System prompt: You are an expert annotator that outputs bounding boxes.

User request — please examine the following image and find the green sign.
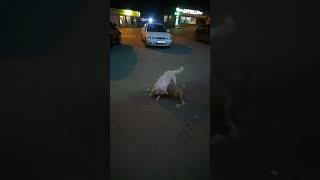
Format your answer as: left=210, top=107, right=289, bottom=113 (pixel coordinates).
left=175, top=7, right=203, bottom=15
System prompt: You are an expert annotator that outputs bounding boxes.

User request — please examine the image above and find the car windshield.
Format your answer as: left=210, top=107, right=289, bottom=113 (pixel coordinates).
left=147, top=24, right=166, bottom=32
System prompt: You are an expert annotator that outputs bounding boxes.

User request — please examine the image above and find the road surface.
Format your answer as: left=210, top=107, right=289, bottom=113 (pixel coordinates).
left=110, top=26, right=211, bottom=180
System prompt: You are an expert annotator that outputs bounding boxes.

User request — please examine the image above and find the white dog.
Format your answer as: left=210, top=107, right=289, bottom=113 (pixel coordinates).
left=148, top=66, right=184, bottom=101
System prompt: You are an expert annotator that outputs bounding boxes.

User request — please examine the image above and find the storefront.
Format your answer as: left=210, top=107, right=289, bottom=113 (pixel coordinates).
left=110, top=8, right=141, bottom=27
left=163, top=7, right=209, bottom=28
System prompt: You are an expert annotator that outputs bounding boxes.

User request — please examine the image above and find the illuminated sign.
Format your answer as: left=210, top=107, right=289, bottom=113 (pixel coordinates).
left=175, top=7, right=203, bottom=15
left=118, top=9, right=140, bottom=17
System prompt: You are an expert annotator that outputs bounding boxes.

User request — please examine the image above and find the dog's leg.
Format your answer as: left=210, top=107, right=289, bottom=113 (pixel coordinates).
left=149, top=87, right=156, bottom=97
left=179, top=89, right=185, bottom=105
left=172, top=75, right=177, bottom=85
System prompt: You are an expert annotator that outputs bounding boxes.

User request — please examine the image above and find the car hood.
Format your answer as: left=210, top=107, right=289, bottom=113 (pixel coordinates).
left=146, top=32, right=171, bottom=37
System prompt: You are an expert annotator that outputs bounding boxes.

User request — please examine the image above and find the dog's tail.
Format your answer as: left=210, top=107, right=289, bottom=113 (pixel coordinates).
left=172, top=66, right=184, bottom=74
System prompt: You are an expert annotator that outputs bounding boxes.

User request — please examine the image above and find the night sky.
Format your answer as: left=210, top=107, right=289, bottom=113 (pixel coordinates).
left=110, top=0, right=210, bottom=15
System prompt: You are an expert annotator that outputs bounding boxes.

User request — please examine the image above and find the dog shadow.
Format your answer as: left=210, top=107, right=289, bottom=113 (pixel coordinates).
left=110, top=44, right=138, bottom=80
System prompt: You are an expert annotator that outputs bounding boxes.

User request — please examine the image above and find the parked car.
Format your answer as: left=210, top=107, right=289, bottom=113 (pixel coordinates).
left=109, top=21, right=121, bottom=47
left=141, top=23, right=172, bottom=47
left=195, top=24, right=210, bottom=43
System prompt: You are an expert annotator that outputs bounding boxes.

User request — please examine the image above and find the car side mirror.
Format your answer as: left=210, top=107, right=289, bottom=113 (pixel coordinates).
left=167, top=29, right=170, bottom=32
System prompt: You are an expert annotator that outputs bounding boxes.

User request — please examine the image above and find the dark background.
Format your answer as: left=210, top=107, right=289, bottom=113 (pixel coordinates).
left=111, top=0, right=210, bottom=17
left=111, top=0, right=210, bottom=11
left=213, top=0, right=320, bottom=179
left=0, top=0, right=108, bottom=179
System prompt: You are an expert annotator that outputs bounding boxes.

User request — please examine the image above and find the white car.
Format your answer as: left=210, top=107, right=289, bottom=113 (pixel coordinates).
left=141, top=23, right=172, bottom=47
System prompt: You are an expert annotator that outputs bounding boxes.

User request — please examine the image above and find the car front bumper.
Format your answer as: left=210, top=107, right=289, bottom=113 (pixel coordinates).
left=146, top=39, right=172, bottom=46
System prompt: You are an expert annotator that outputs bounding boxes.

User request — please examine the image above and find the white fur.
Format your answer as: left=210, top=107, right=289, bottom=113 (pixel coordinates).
left=151, top=67, right=184, bottom=95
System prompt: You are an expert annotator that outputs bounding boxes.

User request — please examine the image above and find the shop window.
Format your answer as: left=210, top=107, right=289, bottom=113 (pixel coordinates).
left=119, top=16, right=125, bottom=25
left=180, top=16, right=186, bottom=24
left=185, top=17, right=192, bottom=24
left=191, top=17, right=197, bottom=24
left=164, top=15, right=168, bottom=22
left=126, top=16, right=131, bottom=25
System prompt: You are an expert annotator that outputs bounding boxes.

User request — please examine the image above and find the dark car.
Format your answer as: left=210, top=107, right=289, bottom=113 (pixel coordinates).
left=109, top=21, right=121, bottom=47
left=195, top=24, right=210, bottom=43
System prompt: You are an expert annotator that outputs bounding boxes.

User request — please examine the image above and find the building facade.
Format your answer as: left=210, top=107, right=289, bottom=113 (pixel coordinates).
left=162, top=7, right=210, bottom=28
left=110, top=8, right=141, bottom=27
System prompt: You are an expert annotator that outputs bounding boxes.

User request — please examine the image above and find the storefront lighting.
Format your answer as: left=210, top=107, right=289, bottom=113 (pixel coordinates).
left=118, top=9, right=140, bottom=17
left=124, top=10, right=133, bottom=16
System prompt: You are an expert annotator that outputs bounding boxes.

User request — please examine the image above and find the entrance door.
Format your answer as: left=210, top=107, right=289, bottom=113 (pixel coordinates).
left=119, top=16, right=125, bottom=26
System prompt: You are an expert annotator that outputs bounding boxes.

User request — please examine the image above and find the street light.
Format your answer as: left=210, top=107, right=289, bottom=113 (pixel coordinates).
left=148, top=18, right=153, bottom=23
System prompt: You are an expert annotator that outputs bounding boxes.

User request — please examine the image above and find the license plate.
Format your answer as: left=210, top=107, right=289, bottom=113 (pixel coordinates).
left=157, top=41, right=165, bottom=44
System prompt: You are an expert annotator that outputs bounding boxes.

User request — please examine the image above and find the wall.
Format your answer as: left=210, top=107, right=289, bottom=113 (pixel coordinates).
left=110, top=8, right=120, bottom=26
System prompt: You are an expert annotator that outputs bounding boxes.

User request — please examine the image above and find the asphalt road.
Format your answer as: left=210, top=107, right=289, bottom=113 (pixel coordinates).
left=110, top=26, right=211, bottom=180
